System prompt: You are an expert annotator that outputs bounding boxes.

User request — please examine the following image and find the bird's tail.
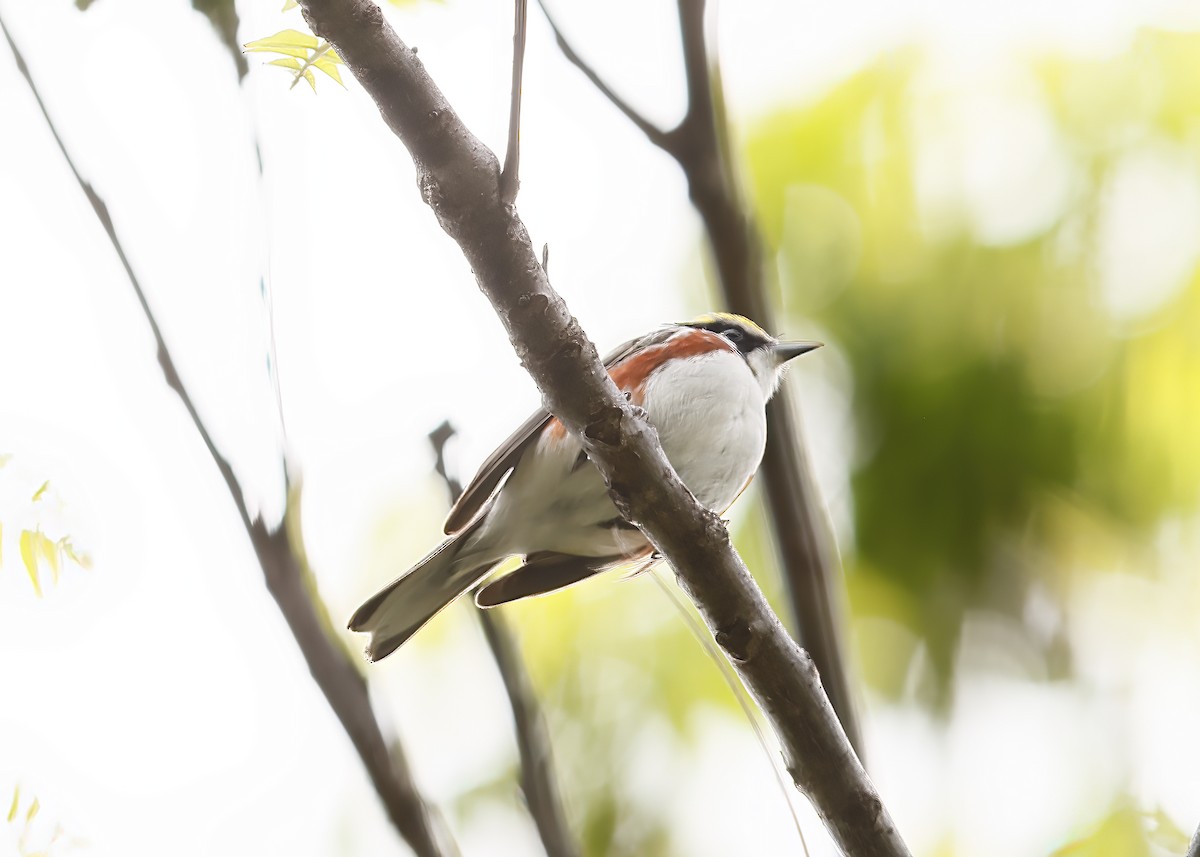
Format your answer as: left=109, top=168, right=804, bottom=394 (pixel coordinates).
left=347, top=530, right=494, bottom=662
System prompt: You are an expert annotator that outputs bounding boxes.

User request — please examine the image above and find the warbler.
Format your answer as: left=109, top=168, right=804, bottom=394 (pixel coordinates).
left=349, top=313, right=820, bottom=661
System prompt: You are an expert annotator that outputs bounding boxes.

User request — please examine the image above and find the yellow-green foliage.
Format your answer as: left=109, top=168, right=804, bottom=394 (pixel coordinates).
left=742, top=31, right=1200, bottom=704
left=244, top=29, right=344, bottom=92
left=5, top=785, right=75, bottom=857
left=254, top=0, right=440, bottom=91
left=0, top=460, right=92, bottom=597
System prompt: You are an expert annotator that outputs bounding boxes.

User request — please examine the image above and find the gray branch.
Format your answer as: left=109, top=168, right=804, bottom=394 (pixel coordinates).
left=537, top=0, right=864, bottom=761
left=1188, top=820, right=1200, bottom=857
left=0, top=15, right=446, bottom=857
left=533, top=0, right=674, bottom=151
left=499, top=0, right=528, bottom=203
left=295, top=1, right=907, bottom=853
left=428, top=423, right=579, bottom=857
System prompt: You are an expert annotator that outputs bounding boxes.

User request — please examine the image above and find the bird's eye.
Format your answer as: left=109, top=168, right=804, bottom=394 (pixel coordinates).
left=722, top=327, right=744, bottom=343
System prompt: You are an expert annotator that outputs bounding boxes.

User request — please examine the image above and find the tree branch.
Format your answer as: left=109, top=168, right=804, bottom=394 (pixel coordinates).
left=1188, top=820, right=1200, bottom=857
left=499, top=0, right=528, bottom=203
left=540, top=0, right=864, bottom=760
left=675, top=0, right=864, bottom=759
left=295, top=1, right=906, bottom=852
left=0, top=16, right=447, bottom=857
left=428, top=423, right=579, bottom=857
left=477, top=610, right=578, bottom=857
left=532, top=0, right=674, bottom=152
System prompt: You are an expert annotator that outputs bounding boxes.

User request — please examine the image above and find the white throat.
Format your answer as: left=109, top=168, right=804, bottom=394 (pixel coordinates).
left=747, top=347, right=785, bottom=402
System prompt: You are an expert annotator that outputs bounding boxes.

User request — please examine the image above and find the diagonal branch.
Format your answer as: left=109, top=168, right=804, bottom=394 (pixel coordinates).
left=0, top=16, right=447, bottom=857
left=295, top=1, right=906, bottom=853
left=540, top=0, right=864, bottom=760
left=428, top=423, right=579, bottom=857
left=1, top=15, right=253, bottom=539
left=1189, top=820, right=1200, bottom=857
left=533, top=0, right=674, bottom=152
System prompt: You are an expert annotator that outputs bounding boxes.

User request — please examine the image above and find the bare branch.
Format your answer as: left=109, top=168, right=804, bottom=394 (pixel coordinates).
left=1188, top=820, right=1200, bottom=857
left=296, top=1, right=907, bottom=852
left=428, top=423, right=579, bottom=857
left=669, top=0, right=864, bottom=759
left=0, top=15, right=254, bottom=538
left=540, top=0, right=863, bottom=758
left=477, top=610, right=578, bottom=857
left=0, top=16, right=447, bottom=857
left=259, top=502, right=447, bottom=856
left=533, top=0, right=674, bottom=152
left=499, top=0, right=528, bottom=203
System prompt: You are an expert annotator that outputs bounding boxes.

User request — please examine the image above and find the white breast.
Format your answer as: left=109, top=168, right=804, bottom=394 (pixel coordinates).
left=641, top=349, right=768, bottom=512
left=465, top=348, right=768, bottom=564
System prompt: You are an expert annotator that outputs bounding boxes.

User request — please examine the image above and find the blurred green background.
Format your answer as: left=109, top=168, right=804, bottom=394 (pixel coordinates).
left=5, top=3, right=1197, bottom=855
left=406, top=28, right=1200, bottom=857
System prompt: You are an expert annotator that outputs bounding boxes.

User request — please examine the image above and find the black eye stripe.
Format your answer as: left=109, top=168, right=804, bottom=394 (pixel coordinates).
left=691, top=320, right=768, bottom=355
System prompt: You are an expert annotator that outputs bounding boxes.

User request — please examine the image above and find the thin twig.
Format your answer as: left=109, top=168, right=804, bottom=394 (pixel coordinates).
left=297, top=1, right=908, bottom=851
left=476, top=611, right=578, bottom=857
left=0, top=15, right=253, bottom=538
left=533, top=0, right=674, bottom=152
left=1188, top=820, right=1200, bottom=857
left=0, top=16, right=447, bottom=857
left=428, top=422, right=580, bottom=857
left=649, top=568, right=809, bottom=855
left=499, top=0, right=528, bottom=203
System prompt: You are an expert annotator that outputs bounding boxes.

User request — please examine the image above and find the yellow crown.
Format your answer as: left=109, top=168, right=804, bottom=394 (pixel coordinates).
left=685, top=312, right=769, bottom=338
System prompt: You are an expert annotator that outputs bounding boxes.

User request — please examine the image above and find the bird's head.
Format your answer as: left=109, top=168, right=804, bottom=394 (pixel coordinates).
left=681, top=312, right=821, bottom=399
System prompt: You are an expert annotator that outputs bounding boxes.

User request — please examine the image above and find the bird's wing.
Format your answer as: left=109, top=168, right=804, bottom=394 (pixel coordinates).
left=473, top=551, right=613, bottom=606
left=442, top=327, right=676, bottom=534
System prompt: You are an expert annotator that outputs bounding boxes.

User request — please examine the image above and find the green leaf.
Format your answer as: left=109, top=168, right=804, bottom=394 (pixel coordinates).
left=19, top=530, right=42, bottom=597
left=6, top=786, right=17, bottom=823
left=281, top=0, right=298, bottom=8
left=37, top=532, right=60, bottom=585
left=312, top=57, right=344, bottom=86
left=25, top=796, right=38, bottom=823
left=248, top=44, right=311, bottom=60
left=244, top=28, right=319, bottom=52
left=31, top=480, right=49, bottom=502
left=302, top=68, right=316, bottom=92
left=1050, top=806, right=1152, bottom=856
left=1143, top=807, right=1191, bottom=852
left=268, top=57, right=302, bottom=70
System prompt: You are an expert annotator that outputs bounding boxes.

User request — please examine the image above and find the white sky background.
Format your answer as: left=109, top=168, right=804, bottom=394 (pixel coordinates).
left=1, top=0, right=1199, bottom=856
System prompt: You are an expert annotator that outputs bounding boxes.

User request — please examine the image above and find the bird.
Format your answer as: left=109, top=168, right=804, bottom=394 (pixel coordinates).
left=348, top=313, right=821, bottom=661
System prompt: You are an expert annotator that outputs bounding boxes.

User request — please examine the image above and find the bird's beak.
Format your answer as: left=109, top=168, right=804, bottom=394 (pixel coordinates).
left=772, top=341, right=822, bottom=364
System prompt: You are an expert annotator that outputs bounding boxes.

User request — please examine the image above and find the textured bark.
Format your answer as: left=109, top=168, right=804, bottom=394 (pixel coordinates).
left=296, top=1, right=908, bottom=853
